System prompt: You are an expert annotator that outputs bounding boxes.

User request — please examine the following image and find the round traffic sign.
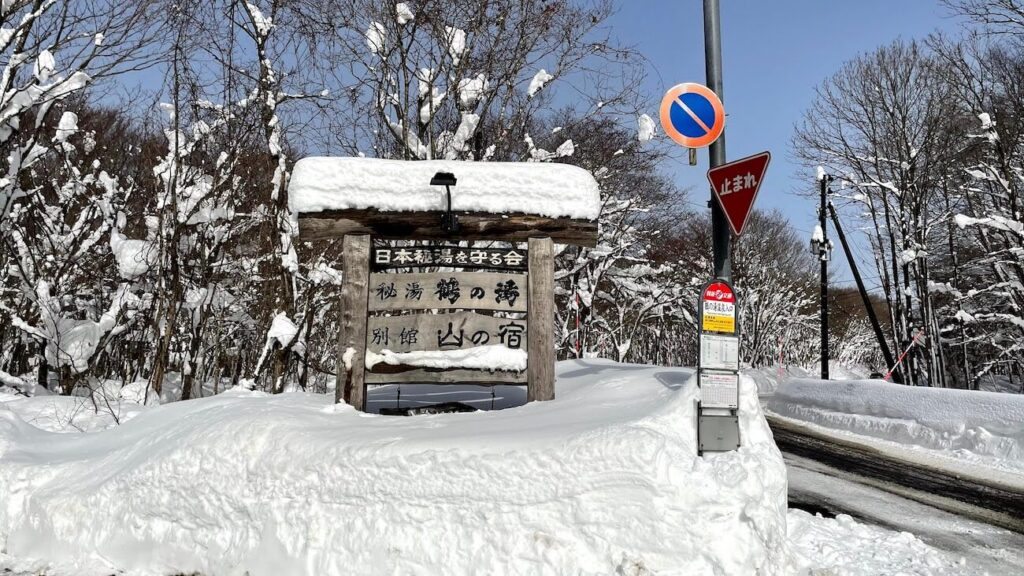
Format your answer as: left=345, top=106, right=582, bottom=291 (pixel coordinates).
left=659, top=83, right=725, bottom=148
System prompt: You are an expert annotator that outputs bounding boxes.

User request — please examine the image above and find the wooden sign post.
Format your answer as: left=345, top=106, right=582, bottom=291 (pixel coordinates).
left=293, top=162, right=597, bottom=411
left=331, top=235, right=555, bottom=410
left=527, top=237, right=554, bottom=401
left=338, top=234, right=370, bottom=408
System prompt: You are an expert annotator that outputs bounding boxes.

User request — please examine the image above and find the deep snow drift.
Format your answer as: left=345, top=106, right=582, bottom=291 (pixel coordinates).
left=766, top=377, right=1024, bottom=478
left=0, top=360, right=787, bottom=576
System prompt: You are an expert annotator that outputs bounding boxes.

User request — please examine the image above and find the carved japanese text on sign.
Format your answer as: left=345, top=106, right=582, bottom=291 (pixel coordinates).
left=368, top=272, right=527, bottom=312
left=372, top=247, right=527, bottom=271
left=701, top=281, right=736, bottom=334
left=366, top=312, right=528, bottom=354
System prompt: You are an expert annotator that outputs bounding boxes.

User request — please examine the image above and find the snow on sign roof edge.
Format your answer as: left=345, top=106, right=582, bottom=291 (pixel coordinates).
left=288, top=157, right=601, bottom=221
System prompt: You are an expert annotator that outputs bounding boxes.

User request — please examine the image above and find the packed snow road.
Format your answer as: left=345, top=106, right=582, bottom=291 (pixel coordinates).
left=768, top=414, right=1024, bottom=533
left=772, top=413, right=1024, bottom=574
left=785, top=452, right=1024, bottom=576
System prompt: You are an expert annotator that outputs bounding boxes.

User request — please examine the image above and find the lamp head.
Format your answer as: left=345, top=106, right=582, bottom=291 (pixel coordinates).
left=430, top=172, right=457, bottom=187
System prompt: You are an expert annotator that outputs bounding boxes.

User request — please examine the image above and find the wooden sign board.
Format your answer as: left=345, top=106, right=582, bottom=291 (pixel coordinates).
left=368, top=272, right=527, bottom=312
left=367, top=311, right=527, bottom=354
left=289, top=156, right=601, bottom=411
left=331, top=232, right=555, bottom=411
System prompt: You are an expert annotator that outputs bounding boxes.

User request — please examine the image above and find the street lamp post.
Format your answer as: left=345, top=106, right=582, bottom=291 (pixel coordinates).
left=430, top=171, right=459, bottom=234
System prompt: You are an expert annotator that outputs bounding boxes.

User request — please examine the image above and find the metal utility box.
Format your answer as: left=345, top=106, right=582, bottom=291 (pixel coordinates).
left=698, top=413, right=740, bottom=452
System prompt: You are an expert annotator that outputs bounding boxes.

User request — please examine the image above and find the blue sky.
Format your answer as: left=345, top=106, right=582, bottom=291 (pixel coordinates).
left=607, top=1, right=962, bottom=286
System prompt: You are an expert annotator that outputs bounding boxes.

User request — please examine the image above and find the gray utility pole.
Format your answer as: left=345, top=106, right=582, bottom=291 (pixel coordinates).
left=827, top=202, right=901, bottom=382
left=703, top=0, right=731, bottom=281
left=818, top=176, right=830, bottom=380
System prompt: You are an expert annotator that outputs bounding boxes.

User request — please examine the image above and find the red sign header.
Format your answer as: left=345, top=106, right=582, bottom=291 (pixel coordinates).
left=703, top=282, right=735, bottom=303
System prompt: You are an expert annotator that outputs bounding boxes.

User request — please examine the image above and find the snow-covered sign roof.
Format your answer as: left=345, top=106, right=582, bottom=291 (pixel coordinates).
left=288, top=157, right=601, bottom=221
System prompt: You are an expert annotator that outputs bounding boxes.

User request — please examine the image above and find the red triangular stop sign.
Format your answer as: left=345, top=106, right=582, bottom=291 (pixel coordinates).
left=707, top=151, right=771, bottom=236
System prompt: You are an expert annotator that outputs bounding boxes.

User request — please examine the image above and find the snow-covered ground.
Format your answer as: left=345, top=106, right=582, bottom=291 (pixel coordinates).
left=787, top=510, right=980, bottom=575
left=754, top=368, right=1024, bottom=575
left=762, top=375, right=1024, bottom=481
left=0, top=360, right=789, bottom=576
left=1, top=361, right=1013, bottom=576
left=745, top=363, right=870, bottom=397
left=0, top=509, right=984, bottom=576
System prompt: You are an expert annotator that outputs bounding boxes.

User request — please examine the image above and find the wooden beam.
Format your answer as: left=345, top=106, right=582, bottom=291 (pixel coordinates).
left=527, top=237, right=555, bottom=401
left=298, top=209, right=598, bottom=247
left=366, top=366, right=526, bottom=385
left=338, top=234, right=370, bottom=409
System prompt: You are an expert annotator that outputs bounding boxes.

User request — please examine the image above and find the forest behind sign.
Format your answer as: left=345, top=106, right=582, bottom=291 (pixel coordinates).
left=707, top=151, right=770, bottom=236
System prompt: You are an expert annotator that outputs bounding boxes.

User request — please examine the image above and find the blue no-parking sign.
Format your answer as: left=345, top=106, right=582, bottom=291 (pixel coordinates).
left=659, top=83, right=725, bottom=148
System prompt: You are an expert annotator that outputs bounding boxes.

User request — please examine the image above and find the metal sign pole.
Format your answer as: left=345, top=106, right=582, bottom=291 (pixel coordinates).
left=698, top=0, right=741, bottom=453
left=819, top=176, right=830, bottom=380
left=704, top=0, right=731, bottom=282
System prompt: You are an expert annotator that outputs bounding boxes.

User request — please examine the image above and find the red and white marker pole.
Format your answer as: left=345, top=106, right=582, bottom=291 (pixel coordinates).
left=884, top=328, right=925, bottom=382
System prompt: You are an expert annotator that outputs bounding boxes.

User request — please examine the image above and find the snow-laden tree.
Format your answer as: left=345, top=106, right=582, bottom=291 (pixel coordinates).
left=127, top=0, right=340, bottom=397
left=795, top=8, right=1024, bottom=388
left=833, top=318, right=886, bottom=371
left=5, top=110, right=139, bottom=394
left=732, top=211, right=820, bottom=369
left=794, top=41, right=964, bottom=386
left=0, top=1, right=161, bottom=394
left=0, top=0, right=906, bottom=404
left=535, top=118, right=684, bottom=364
left=660, top=209, right=821, bottom=370
left=324, top=0, right=646, bottom=162
left=929, top=27, right=1024, bottom=387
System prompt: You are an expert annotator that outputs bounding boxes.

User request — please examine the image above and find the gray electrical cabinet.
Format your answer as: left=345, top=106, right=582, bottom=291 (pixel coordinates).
left=698, top=413, right=740, bottom=452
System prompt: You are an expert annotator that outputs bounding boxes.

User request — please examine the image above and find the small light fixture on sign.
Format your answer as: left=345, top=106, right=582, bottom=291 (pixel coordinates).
left=431, top=171, right=459, bottom=233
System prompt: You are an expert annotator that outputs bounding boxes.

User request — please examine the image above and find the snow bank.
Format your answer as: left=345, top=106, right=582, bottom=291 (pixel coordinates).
left=767, top=378, right=1024, bottom=472
left=787, top=511, right=969, bottom=575
left=0, top=360, right=787, bottom=575
left=744, top=364, right=868, bottom=396
left=288, top=157, right=601, bottom=220
left=0, top=389, right=148, bottom=433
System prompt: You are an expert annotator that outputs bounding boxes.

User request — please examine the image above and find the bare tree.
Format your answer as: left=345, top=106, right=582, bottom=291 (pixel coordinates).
left=794, top=41, right=963, bottom=386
